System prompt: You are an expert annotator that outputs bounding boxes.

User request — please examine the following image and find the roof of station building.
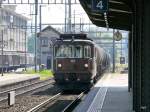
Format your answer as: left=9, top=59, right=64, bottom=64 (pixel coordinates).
left=79, top=0, right=133, bottom=31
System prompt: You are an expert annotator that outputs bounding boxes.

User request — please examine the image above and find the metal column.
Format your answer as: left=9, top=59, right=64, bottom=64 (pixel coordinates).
left=64, top=0, right=67, bottom=33
left=68, top=0, right=71, bottom=33
left=34, top=0, right=38, bottom=72
left=112, top=29, right=115, bottom=73
left=25, top=28, right=27, bottom=71
left=133, top=0, right=142, bottom=111
left=1, top=30, right=3, bottom=76
left=128, top=30, right=132, bottom=92
left=73, top=10, right=75, bottom=33
left=39, top=5, right=42, bottom=70
left=140, top=0, right=150, bottom=111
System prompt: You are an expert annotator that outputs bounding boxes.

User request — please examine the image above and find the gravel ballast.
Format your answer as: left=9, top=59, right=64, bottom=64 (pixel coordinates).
left=0, top=85, right=61, bottom=112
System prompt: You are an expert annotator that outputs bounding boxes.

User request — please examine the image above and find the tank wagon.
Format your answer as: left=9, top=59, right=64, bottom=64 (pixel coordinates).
left=53, top=34, right=110, bottom=89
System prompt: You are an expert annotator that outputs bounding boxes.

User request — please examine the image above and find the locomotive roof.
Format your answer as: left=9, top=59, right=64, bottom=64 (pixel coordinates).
left=55, top=38, right=95, bottom=44
left=60, top=34, right=87, bottom=39
left=59, top=34, right=93, bottom=41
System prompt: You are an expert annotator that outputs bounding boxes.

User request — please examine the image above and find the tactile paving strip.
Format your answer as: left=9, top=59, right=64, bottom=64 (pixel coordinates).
left=87, top=87, right=107, bottom=112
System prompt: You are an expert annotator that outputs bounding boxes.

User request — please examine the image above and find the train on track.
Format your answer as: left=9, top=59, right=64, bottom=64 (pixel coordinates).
left=53, top=34, right=110, bottom=90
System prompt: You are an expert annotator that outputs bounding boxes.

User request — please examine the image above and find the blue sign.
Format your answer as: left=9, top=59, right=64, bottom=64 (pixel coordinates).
left=92, top=0, right=108, bottom=12
left=120, top=57, right=125, bottom=64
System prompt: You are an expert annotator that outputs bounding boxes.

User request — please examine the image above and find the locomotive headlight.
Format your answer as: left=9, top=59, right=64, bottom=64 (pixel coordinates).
left=84, top=64, right=88, bottom=68
left=58, top=64, right=62, bottom=67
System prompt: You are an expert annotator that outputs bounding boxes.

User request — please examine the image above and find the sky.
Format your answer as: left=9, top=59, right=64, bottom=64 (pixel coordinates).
left=14, top=2, right=101, bottom=33
left=14, top=1, right=128, bottom=34
left=14, top=1, right=129, bottom=58
left=15, top=3, right=90, bottom=24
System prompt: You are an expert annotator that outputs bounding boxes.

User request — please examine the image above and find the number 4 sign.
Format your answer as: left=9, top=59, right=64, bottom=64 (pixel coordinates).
left=92, top=0, right=109, bottom=13
left=96, top=0, right=103, bottom=9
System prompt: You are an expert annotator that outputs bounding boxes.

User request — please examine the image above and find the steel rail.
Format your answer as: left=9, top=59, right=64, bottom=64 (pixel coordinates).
left=27, top=92, right=61, bottom=112
left=62, top=91, right=85, bottom=112
left=0, top=78, right=54, bottom=102
left=0, top=78, right=53, bottom=94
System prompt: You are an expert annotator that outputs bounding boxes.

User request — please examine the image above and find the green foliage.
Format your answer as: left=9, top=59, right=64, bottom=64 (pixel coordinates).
left=24, top=69, right=53, bottom=80
left=25, top=69, right=36, bottom=74
left=39, top=70, right=54, bottom=80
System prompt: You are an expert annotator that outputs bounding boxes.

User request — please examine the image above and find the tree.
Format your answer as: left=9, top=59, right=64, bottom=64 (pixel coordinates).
left=27, top=34, right=35, bottom=53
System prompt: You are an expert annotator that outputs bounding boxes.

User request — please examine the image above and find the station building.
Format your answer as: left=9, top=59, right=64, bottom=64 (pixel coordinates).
left=0, top=5, right=33, bottom=71
left=37, top=26, right=61, bottom=69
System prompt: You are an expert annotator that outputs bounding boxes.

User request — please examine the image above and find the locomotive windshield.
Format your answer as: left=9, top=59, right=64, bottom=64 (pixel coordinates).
left=54, top=45, right=91, bottom=58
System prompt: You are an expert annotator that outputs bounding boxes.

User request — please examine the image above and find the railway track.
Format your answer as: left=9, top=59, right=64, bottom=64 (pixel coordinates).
left=27, top=91, right=85, bottom=112
left=0, top=78, right=54, bottom=102
left=62, top=92, right=84, bottom=112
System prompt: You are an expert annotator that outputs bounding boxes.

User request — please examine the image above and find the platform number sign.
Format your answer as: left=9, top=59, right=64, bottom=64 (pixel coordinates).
left=92, top=0, right=108, bottom=12
left=120, top=57, right=125, bottom=64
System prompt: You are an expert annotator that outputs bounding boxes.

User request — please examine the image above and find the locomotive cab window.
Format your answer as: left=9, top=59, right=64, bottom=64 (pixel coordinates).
left=54, top=44, right=83, bottom=58
left=74, top=45, right=83, bottom=58
left=84, top=45, right=91, bottom=58
left=54, top=45, right=73, bottom=58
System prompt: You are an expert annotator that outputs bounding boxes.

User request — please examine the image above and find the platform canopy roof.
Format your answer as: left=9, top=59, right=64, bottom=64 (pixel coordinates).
left=79, top=0, right=133, bottom=31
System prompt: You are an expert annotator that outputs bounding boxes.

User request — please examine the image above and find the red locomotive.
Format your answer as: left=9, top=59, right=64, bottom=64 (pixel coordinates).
left=53, top=34, right=110, bottom=90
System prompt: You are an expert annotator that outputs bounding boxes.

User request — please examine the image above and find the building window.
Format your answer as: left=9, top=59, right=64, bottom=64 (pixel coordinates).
left=41, top=37, right=48, bottom=47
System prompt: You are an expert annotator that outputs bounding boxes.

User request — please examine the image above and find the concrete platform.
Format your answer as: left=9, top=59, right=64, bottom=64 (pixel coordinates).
left=74, top=73, right=132, bottom=112
left=0, top=74, right=40, bottom=92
